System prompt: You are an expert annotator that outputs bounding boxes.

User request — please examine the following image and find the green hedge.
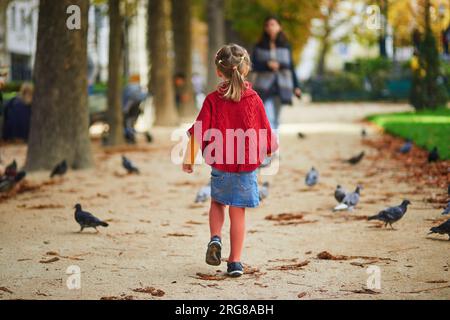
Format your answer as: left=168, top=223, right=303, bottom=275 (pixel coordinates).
left=367, top=108, right=450, bottom=160
left=308, top=57, right=414, bottom=102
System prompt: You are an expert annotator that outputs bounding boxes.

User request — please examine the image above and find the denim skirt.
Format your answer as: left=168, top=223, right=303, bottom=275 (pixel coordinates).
left=210, top=167, right=260, bottom=208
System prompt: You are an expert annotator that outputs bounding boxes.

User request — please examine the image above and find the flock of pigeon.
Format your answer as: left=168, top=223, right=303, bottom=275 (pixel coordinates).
left=193, top=130, right=450, bottom=240
left=303, top=131, right=450, bottom=239
left=1, top=155, right=141, bottom=233
left=1, top=132, right=449, bottom=240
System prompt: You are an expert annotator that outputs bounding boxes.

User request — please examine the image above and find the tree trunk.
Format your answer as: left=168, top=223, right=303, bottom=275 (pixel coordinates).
left=378, top=0, right=388, bottom=57
left=106, top=0, right=125, bottom=146
left=171, top=0, right=196, bottom=118
left=206, top=0, right=225, bottom=93
left=26, top=0, right=92, bottom=171
left=0, top=0, right=12, bottom=72
left=123, top=17, right=130, bottom=81
left=148, top=0, right=178, bottom=126
left=424, top=0, right=431, bottom=31
left=316, top=38, right=330, bottom=77
left=316, top=13, right=331, bottom=77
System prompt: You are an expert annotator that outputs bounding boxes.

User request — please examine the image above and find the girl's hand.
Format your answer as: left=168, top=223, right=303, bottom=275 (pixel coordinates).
left=182, top=163, right=193, bottom=174
left=294, top=88, right=302, bottom=99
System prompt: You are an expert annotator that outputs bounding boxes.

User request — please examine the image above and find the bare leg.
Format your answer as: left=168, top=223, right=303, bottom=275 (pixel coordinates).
left=209, top=200, right=226, bottom=239
left=228, top=206, right=246, bottom=262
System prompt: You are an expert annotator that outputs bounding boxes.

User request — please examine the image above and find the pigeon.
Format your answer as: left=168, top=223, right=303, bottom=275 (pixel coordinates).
left=368, top=200, right=411, bottom=229
left=333, top=186, right=362, bottom=211
left=195, top=182, right=211, bottom=203
left=361, top=128, right=367, bottom=138
left=0, top=171, right=26, bottom=193
left=50, top=160, right=68, bottom=178
left=428, top=219, right=450, bottom=240
left=145, top=132, right=154, bottom=143
left=345, top=151, right=365, bottom=165
left=4, top=160, right=17, bottom=177
left=398, top=139, right=413, bottom=154
left=297, top=132, right=306, bottom=139
left=74, top=204, right=109, bottom=233
left=305, top=167, right=319, bottom=187
left=259, top=182, right=270, bottom=201
left=334, top=185, right=347, bottom=203
left=122, top=156, right=140, bottom=174
left=441, top=201, right=450, bottom=215
left=428, top=147, right=439, bottom=163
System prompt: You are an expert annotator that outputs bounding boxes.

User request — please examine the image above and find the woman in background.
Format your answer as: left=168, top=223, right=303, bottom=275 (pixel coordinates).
left=252, top=16, right=302, bottom=134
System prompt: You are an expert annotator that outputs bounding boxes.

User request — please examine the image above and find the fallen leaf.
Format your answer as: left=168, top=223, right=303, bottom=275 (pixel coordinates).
left=194, top=273, right=227, bottom=281
left=317, top=251, right=349, bottom=260
left=133, top=287, right=165, bottom=297
left=36, top=290, right=50, bottom=297
left=166, top=233, right=193, bottom=237
left=317, top=251, right=395, bottom=262
left=39, top=257, right=60, bottom=264
left=26, top=204, right=65, bottom=210
left=268, top=260, right=310, bottom=271
left=185, top=220, right=203, bottom=225
left=100, top=295, right=134, bottom=300
left=0, top=287, right=13, bottom=294
left=265, top=213, right=305, bottom=222
left=297, top=292, right=307, bottom=299
left=425, top=280, right=448, bottom=284
left=347, top=288, right=380, bottom=295
left=254, top=282, right=268, bottom=288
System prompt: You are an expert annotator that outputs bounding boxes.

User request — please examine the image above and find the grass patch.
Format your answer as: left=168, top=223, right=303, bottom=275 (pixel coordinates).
left=2, top=92, right=17, bottom=102
left=367, top=107, right=450, bottom=160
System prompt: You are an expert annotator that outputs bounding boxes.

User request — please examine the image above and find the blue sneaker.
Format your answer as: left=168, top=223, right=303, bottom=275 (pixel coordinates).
left=227, top=262, right=244, bottom=277
left=205, top=236, right=222, bottom=266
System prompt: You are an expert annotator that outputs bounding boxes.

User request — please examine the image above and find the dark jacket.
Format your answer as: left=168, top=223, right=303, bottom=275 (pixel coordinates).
left=251, top=43, right=299, bottom=104
left=0, top=90, right=3, bottom=115
left=2, top=96, right=32, bottom=142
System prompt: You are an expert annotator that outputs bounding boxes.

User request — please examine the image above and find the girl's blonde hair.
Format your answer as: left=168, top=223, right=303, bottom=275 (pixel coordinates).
left=215, top=44, right=251, bottom=102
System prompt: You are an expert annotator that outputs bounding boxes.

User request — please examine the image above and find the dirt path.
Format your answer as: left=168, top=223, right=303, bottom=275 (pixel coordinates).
left=0, top=102, right=449, bottom=300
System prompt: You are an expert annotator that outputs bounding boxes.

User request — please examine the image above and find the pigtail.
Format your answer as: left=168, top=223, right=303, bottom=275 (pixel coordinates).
left=224, top=65, right=246, bottom=102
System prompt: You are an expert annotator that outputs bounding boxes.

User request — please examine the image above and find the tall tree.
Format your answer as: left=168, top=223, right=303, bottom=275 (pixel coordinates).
left=171, top=0, right=196, bottom=117
left=105, top=0, right=125, bottom=145
left=206, top=0, right=225, bottom=93
left=410, top=0, right=448, bottom=109
left=312, top=0, right=357, bottom=76
left=26, top=0, right=92, bottom=170
left=148, top=0, right=178, bottom=126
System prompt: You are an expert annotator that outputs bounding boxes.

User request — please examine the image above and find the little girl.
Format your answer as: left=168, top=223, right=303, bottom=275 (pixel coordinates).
left=182, top=44, right=277, bottom=277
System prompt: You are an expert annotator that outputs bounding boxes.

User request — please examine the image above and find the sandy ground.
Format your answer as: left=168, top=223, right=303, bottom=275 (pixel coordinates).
left=0, top=102, right=449, bottom=300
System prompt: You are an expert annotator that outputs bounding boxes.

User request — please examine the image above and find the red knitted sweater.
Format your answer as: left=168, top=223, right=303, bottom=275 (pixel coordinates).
left=187, top=82, right=278, bottom=173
